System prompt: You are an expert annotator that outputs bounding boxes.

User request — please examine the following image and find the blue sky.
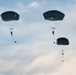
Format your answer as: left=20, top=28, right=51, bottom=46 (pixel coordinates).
left=0, top=0, right=76, bottom=75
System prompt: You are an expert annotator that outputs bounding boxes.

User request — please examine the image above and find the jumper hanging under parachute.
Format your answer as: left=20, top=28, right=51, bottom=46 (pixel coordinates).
left=9, top=28, right=13, bottom=36
left=51, top=27, right=56, bottom=35
left=56, top=37, right=69, bottom=62
left=1, top=11, right=20, bottom=43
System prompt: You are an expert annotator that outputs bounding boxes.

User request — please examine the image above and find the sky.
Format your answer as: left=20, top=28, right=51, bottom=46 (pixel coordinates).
left=0, top=0, right=76, bottom=75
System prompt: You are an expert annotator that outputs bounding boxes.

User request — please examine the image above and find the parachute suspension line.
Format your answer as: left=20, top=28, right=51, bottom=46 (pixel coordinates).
left=9, top=28, right=14, bottom=43
left=61, top=50, right=64, bottom=62
left=10, top=28, right=13, bottom=36
left=9, top=28, right=17, bottom=43
left=51, top=27, right=56, bottom=44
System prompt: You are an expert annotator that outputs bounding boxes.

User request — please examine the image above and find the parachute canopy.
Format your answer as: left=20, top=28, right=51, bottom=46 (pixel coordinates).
left=1, top=11, right=20, bottom=21
left=43, top=10, right=65, bottom=21
left=57, top=37, right=69, bottom=45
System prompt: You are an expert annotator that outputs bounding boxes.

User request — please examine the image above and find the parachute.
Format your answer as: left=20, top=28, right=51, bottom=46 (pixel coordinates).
left=43, top=10, right=65, bottom=21
left=1, top=11, right=20, bottom=21
left=56, top=37, right=69, bottom=62
left=56, top=37, right=69, bottom=45
left=1, top=11, right=20, bottom=43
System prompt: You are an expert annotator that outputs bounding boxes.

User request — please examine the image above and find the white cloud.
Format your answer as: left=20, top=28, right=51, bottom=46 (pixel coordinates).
left=27, top=2, right=39, bottom=8
left=14, top=2, right=40, bottom=15
left=0, top=50, right=76, bottom=75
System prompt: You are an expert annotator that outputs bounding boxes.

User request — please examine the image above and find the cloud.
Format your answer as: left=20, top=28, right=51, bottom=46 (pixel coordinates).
left=0, top=49, right=76, bottom=75
left=0, top=51, right=59, bottom=75
left=27, top=2, right=40, bottom=8
left=51, top=55, right=76, bottom=75
left=14, top=2, right=40, bottom=15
